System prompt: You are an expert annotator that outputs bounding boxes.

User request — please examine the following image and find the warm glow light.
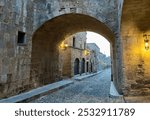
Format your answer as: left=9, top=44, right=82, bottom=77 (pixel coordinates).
left=64, top=44, right=68, bottom=47
left=84, top=49, right=90, bottom=56
left=143, top=34, right=150, bottom=51
left=59, top=42, right=68, bottom=50
left=145, top=42, right=149, bottom=50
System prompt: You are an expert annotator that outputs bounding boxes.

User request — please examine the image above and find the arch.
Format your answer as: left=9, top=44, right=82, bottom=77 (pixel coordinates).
left=81, top=58, right=85, bottom=74
left=31, top=13, right=119, bottom=93
left=32, top=13, right=115, bottom=45
left=74, top=58, right=80, bottom=75
left=0, top=0, right=123, bottom=99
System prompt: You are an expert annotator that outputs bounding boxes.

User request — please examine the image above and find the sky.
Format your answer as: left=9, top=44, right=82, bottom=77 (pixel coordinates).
left=86, top=31, right=110, bottom=57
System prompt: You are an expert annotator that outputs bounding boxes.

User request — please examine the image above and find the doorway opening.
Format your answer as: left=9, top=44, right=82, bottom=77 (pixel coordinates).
left=74, top=58, right=80, bottom=75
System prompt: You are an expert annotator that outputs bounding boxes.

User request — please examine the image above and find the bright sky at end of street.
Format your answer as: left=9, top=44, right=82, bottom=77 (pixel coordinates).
left=86, top=31, right=110, bottom=57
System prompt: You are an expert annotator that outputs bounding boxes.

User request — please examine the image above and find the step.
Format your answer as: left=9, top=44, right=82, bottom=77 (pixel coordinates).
left=0, top=80, right=73, bottom=103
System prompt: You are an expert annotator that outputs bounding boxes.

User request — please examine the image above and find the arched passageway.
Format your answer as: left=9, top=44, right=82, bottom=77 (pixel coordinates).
left=0, top=0, right=123, bottom=99
left=31, top=13, right=119, bottom=93
left=74, top=58, right=80, bottom=75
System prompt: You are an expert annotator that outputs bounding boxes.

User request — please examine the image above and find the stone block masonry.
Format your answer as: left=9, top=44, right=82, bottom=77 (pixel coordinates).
left=0, top=0, right=138, bottom=99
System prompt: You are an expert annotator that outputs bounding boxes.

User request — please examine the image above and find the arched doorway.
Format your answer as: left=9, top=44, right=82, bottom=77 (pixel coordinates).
left=86, top=62, right=89, bottom=73
left=74, top=58, right=80, bottom=75
left=81, top=58, right=85, bottom=74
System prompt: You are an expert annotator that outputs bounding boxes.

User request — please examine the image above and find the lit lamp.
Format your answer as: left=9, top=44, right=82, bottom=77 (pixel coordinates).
left=59, top=42, right=68, bottom=50
left=84, top=49, right=90, bottom=56
left=143, top=34, right=149, bottom=50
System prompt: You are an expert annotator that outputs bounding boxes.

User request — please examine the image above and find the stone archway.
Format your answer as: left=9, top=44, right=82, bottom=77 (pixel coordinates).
left=31, top=13, right=121, bottom=93
left=0, top=0, right=124, bottom=99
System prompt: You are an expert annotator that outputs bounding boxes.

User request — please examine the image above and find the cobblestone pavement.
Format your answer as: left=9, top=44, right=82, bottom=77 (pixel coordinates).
left=31, top=68, right=124, bottom=103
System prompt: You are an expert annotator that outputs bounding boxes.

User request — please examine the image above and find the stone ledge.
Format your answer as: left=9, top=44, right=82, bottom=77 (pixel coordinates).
left=124, top=96, right=150, bottom=103
left=74, top=71, right=102, bottom=81
left=0, top=80, right=73, bottom=103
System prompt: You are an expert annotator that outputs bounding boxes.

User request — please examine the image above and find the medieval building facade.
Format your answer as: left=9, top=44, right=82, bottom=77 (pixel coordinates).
left=58, top=32, right=101, bottom=79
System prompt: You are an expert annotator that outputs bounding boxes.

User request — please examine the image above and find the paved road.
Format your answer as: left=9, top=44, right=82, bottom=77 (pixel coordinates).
left=31, top=68, right=124, bottom=103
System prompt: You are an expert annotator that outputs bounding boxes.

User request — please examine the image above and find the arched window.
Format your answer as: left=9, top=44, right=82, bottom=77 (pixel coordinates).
left=81, top=58, right=85, bottom=74
left=73, top=36, right=76, bottom=47
left=74, top=58, right=80, bottom=75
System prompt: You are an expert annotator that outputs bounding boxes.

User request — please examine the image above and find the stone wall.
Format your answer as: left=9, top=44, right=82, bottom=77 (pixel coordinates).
left=98, top=52, right=111, bottom=70
left=59, top=31, right=110, bottom=79
left=87, top=43, right=111, bottom=71
left=87, top=43, right=100, bottom=72
left=0, top=0, right=33, bottom=98
left=0, top=0, right=148, bottom=98
left=59, top=32, right=96, bottom=78
left=59, top=47, right=72, bottom=79
left=59, top=32, right=87, bottom=78
left=121, top=0, right=150, bottom=96
left=0, top=0, right=119, bottom=98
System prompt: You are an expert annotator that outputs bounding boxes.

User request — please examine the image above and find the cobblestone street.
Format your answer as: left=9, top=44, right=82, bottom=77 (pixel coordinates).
left=31, top=68, right=124, bottom=103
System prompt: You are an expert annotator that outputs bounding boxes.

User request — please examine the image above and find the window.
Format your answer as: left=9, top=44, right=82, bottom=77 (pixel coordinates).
left=0, top=6, right=3, bottom=14
left=17, top=31, right=26, bottom=45
left=74, top=58, right=80, bottom=75
left=47, top=3, right=51, bottom=14
left=73, top=36, right=76, bottom=47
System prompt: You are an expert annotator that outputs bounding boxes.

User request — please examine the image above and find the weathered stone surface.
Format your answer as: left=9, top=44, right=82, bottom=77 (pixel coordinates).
left=1, top=0, right=150, bottom=99
left=58, top=32, right=108, bottom=79
left=121, top=0, right=150, bottom=96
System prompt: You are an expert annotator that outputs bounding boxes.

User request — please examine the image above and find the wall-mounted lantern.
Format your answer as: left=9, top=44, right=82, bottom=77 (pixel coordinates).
left=143, top=34, right=150, bottom=50
left=59, top=42, right=68, bottom=50
left=84, top=49, right=90, bottom=56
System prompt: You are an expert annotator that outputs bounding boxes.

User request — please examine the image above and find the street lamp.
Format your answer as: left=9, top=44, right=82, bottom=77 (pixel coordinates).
left=143, top=34, right=149, bottom=50
left=84, top=49, right=90, bottom=56
left=59, top=42, right=68, bottom=50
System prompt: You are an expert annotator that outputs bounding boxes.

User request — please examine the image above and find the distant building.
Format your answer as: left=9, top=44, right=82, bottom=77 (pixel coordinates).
left=58, top=32, right=97, bottom=79
left=87, top=43, right=111, bottom=71
left=87, top=43, right=100, bottom=72
left=98, top=52, right=111, bottom=70
left=58, top=32, right=111, bottom=79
